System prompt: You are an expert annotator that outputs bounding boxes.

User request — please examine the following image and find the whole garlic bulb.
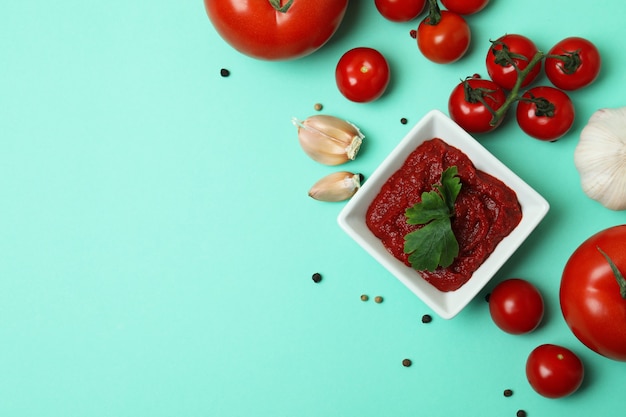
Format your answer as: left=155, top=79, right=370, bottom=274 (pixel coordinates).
left=574, top=107, right=626, bottom=210
left=293, top=115, right=364, bottom=165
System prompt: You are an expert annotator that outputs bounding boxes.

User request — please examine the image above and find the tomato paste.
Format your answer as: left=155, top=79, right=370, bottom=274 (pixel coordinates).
left=366, top=138, right=522, bottom=292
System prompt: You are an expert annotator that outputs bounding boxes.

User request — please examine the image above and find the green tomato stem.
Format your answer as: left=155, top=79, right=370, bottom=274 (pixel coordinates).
left=598, top=247, right=626, bottom=299
left=425, top=0, right=442, bottom=25
left=268, top=0, right=294, bottom=13
left=489, top=50, right=546, bottom=126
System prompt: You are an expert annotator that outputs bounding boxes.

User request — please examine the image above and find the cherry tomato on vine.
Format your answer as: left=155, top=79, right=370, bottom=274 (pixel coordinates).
left=516, top=86, right=575, bottom=141
left=440, top=0, right=489, bottom=15
left=375, top=0, right=426, bottom=22
left=417, top=10, right=470, bottom=64
left=204, top=0, right=348, bottom=60
left=489, top=279, right=544, bottom=334
left=560, top=225, right=626, bottom=362
left=545, top=37, right=601, bottom=91
left=526, top=344, right=584, bottom=398
left=335, top=47, right=390, bottom=103
left=448, top=76, right=506, bottom=133
left=486, top=34, right=541, bottom=90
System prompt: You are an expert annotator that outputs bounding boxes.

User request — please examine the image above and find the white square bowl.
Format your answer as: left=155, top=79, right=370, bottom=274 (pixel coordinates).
left=337, top=109, right=549, bottom=319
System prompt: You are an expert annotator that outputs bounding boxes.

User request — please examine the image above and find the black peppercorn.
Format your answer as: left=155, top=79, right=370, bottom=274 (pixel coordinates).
left=516, top=410, right=527, bottom=417
left=421, top=314, right=432, bottom=323
left=220, top=68, right=230, bottom=77
left=503, top=389, right=513, bottom=397
left=312, top=272, right=322, bottom=283
left=400, top=117, right=408, bottom=124
left=402, top=358, right=412, bottom=367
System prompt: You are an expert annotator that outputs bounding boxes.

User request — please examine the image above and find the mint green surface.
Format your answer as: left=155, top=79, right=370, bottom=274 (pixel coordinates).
left=1, top=1, right=625, bottom=416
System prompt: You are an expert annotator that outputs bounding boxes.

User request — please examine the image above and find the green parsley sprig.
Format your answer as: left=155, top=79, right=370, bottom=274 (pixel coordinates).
left=403, top=166, right=461, bottom=271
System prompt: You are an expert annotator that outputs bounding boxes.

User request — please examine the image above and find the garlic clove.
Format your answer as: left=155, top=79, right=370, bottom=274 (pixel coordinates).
left=308, top=171, right=362, bottom=202
left=293, top=115, right=364, bottom=165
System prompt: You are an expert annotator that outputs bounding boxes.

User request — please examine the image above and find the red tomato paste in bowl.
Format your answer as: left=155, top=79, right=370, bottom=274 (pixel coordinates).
left=366, top=138, right=522, bottom=292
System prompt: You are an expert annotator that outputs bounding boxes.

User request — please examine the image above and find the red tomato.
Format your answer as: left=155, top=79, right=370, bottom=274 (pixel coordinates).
left=417, top=10, right=471, bottom=64
left=448, top=76, right=507, bottom=133
left=440, top=0, right=489, bottom=15
left=486, top=34, right=542, bottom=90
left=375, top=0, right=426, bottom=22
left=516, top=86, right=575, bottom=141
left=560, top=225, right=626, bottom=362
left=488, top=279, right=544, bottom=334
left=545, top=37, right=602, bottom=91
left=526, top=344, right=584, bottom=398
left=204, top=0, right=348, bottom=60
left=335, top=47, right=390, bottom=103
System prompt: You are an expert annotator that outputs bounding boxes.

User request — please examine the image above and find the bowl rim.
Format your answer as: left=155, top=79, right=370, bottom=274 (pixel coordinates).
left=337, top=109, right=550, bottom=319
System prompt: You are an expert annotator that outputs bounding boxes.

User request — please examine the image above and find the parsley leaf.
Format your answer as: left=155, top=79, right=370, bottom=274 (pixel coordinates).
left=403, top=166, right=461, bottom=271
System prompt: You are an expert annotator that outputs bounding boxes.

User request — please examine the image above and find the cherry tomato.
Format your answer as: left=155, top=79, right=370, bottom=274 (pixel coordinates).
left=417, top=10, right=471, bottom=64
left=516, top=86, right=575, bottom=141
left=560, top=225, right=626, bottom=362
left=526, top=344, right=584, bottom=398
left=488, top=279, right=544, bottom=334
left=335, top=47, right=390, bottom=103
left=545, top=37, right=601, bottom=91
left=440, top=0, right=489, bottom=15
left=486, top=34, right=541, bottom=90
left=448, top=76, right=506, bottom=133
left=375, top=0, right=426, bottom=22
left=204, top=0, right=348, bottom=60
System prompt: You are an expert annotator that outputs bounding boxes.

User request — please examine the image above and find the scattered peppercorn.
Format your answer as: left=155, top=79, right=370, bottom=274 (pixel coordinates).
left=409, top=30, right=417, bottom=39
left=220, top=68, right=230, bottom=77
left=312, top=272, right=322, bottom=283
left=421, top=314, right=432, bottom=323
left=402, top=358, right=412, bottom=367
left=516, top=410, right=527, bottom=417
left=503, top=389, right=513, bottom=397
left=400, top=117, right=408, bottom=124
left=374, top=296, right=383, bottom=303
left=314, top=103, right=323, bottom=111
left=360, top=294, right=369, bottom=302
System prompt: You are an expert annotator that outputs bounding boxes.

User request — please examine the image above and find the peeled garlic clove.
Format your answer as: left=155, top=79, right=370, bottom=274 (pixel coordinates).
left=308, top=171, right=362, bottom=202
left=293, top=115, right=364, bottom=165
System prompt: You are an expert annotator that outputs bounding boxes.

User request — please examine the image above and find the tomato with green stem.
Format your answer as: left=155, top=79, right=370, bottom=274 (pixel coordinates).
left=417, top=0, right=470, bottom=64
left=204, top=0, right=348, bottom=60
left=486, top=34, right=541, bottom=90
left=335, top=47, right=390, bottom=103
left=440, top=0, right=489, bottom=15
left=448, top=76, right=506, bottom=133
left=560, top=225, right=626, bottom=362
left=375, top=0, right=426, bottom=22
left=526, top=344, right=584, bottom=398
left=545, top=37, right=601, bottom=91
left=516, top=86, right=575, bottom=141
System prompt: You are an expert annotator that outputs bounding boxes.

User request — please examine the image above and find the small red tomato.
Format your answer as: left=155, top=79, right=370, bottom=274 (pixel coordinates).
left=448, top=76, right=507, bottom=133
left=335, top=47, right=390, bottom=103
left=486, top=34, right=541, bottom=90
left=526, top=344, right=584, bottom=399
left=545, top=37, right=601, bottom=90
left=375, top=0, right=426, bottom=22
left=489, top=279, right=544, bottom=334
left=440, top=0, right=489, bottom=15
left=417, top=10, right=471, bottom=64
left=516, top=86, right=575, bottom=141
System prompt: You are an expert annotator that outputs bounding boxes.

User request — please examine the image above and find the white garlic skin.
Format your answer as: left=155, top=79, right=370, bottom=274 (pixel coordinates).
left=574, top=107, right=626, bottom=210
left=308, top=171, right=362, bottom=202
left=293, top=115, right=364, bottom=165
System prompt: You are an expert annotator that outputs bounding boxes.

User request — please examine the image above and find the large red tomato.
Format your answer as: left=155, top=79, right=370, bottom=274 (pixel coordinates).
left=560, top=225, right=626, bottom=361
left=204, top=0, right=349, bottom=60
